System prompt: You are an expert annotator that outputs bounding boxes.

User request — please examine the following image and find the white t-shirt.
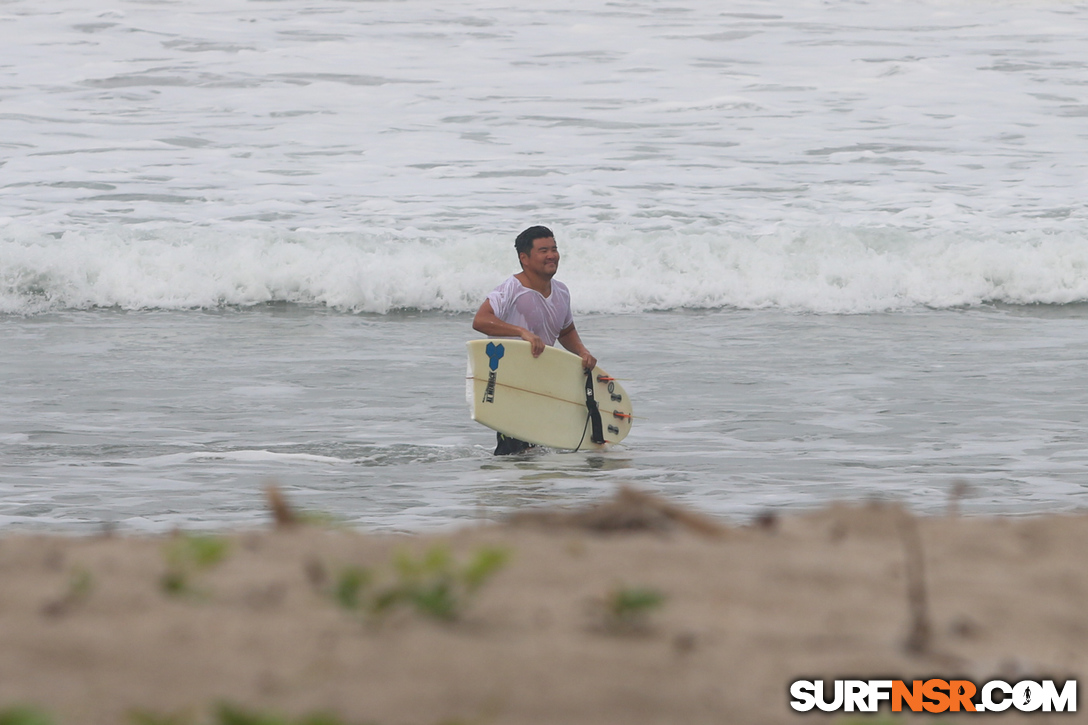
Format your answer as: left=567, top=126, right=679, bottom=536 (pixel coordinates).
left=486, top=275, right=573, bottom=346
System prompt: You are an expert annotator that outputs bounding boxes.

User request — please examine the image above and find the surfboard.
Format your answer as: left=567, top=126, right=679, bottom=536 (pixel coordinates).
left=466, top=339, right=633, bottom=450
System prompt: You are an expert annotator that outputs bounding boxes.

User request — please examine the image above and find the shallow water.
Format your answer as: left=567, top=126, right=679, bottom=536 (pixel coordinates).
left=3, top=304, right=1087, bottom=533
left=3, top=0, right=1088, bottom=531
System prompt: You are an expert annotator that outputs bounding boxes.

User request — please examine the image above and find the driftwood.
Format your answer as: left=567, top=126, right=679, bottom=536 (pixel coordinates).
left=506, top=485, right=728, bottom=538
left=265, top=484, right=298, bottom=528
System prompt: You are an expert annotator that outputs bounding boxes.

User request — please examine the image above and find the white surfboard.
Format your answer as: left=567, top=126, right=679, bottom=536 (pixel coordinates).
left=466, top=339, right=633, bottom=450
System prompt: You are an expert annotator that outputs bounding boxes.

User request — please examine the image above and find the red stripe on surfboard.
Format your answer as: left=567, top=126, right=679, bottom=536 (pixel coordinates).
left=466, top=375, right=633, bottom=421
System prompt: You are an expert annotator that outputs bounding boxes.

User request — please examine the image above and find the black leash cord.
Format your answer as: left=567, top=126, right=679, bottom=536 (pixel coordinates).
left=573, top=413, right=591, bottom=452
left=584, top=369, right=606, bottom=445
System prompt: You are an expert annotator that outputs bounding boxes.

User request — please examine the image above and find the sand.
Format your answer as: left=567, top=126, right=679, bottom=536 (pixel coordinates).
left=1, top=488, right=1084, bottom=724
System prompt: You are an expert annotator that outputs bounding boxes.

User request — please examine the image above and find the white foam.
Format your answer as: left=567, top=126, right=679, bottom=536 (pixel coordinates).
left=133, top=450, right=348, bottom=466
left=2, top=223, right=1086, bottom=314
left=1, top=0, right=1087, bottom=315
left=0, top=434, right=30, bottom=445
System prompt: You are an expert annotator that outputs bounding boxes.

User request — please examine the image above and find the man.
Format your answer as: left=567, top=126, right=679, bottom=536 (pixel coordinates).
left=473, top=225, right=597, bottom=455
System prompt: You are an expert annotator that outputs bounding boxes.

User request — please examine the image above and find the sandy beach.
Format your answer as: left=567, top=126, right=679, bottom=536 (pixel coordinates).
left=1, top=487, right=1084, bottom=724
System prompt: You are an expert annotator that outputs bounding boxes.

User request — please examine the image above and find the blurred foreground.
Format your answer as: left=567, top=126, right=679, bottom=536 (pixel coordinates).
left=0, top=488, right=1082, bottom=724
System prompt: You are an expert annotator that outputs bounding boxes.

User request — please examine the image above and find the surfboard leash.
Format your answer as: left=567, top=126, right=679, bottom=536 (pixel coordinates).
left=573, top=413, right=591, bottom=452
left=583, top=368, right=606, bottom=446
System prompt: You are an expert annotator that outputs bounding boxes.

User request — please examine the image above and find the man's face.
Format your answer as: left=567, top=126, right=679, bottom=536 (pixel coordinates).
left=520, top=237, right=560, bottom=277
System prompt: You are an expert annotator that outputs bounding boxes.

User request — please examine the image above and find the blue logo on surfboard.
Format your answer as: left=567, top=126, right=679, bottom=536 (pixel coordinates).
left=486, top=342, right=505, bottom=371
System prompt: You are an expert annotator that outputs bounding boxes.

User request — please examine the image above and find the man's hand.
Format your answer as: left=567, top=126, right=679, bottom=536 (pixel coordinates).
left=475, top=300, right=545, bottom=356
left=520, top=329, right=546, bottom=357
left=578, top=350, right=597, bottom=371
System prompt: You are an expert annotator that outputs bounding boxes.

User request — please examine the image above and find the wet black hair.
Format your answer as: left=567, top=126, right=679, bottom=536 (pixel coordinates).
left=514, top=226, right=554, bottom=258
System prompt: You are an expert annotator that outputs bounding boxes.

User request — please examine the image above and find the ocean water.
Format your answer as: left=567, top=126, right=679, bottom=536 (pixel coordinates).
left=2, top=0, right=1088, bottom=532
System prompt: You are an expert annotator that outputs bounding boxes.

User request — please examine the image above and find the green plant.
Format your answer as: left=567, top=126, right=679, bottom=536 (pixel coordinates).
left=384, top=545, right=509, bottom=621
left=160, top=569, right=190, bottom=596
left=608, top=586, right=666, bottom=618
left=0, top=707, right=53, bottom=725
left=330, top=545, right=510, bottom=622
left=129, top=705, right=375, bottom=725
left=333, top=566, right=372, bottom=611
left=168, top=534, right=231, bottom=569
left=215, top=703, right=286, bottom=725
left=595, top=585, right=666, bottom=632
left=129, top=711, right=196, bottom=725
left=215, top=703, right=372, bottom=725
left=460, top=547, right=509, bottom=592
left=160, top=534, right=231, bottom=597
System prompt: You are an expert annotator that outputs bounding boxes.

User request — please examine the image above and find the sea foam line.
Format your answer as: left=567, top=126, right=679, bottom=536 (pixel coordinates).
left=2, top=224, right=1087, bottom=315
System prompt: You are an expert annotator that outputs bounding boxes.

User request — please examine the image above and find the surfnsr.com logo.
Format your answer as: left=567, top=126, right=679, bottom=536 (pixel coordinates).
left=790, top=679, right=1077, bottom=713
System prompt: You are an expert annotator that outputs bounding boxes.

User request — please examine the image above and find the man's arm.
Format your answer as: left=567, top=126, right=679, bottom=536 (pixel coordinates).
left=557, top=323, right=597, bottom=370
left=473, top=299, right=546, bottom=357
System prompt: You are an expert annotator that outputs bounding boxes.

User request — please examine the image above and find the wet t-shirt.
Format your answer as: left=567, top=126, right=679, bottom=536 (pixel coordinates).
left=486, top=275, right=573, bottom=346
